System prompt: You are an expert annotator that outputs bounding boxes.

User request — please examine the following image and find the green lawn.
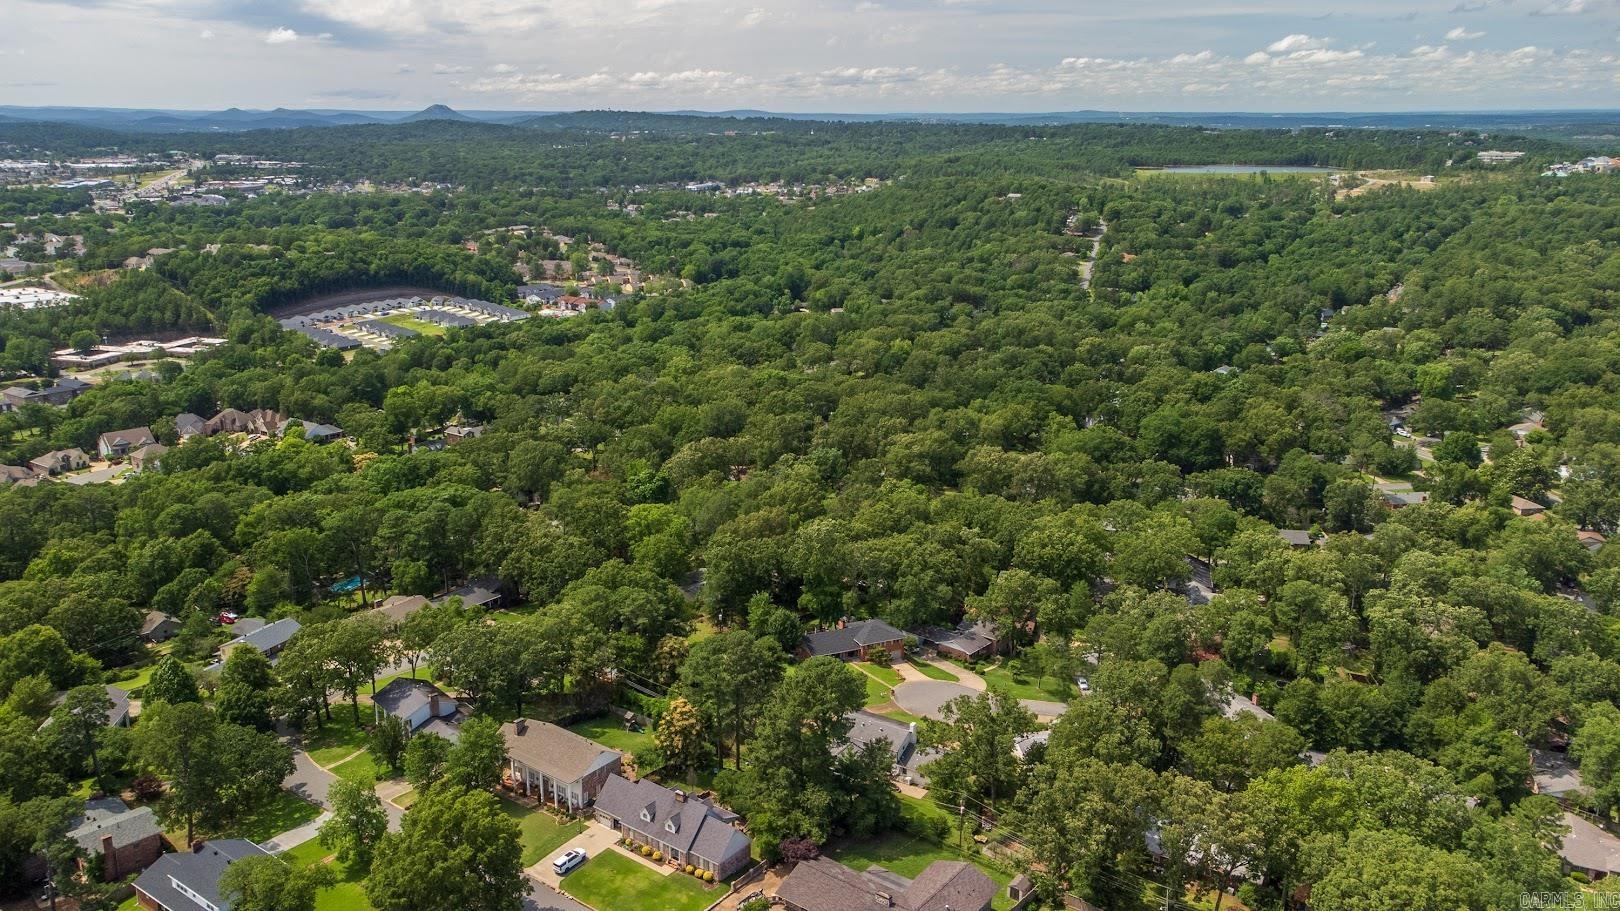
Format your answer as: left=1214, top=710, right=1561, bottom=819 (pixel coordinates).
left=876, top=706, right=926, bottom=726
left=109, top=660, right=162, bottom=697
left=909, top=660, right=958, bottom=682
left=379, top=313, right=447, bottom=336
left=826, top=832, right=1016, bottom=911
left=980, top=661, right=1076, bottom=702
left=331, top=751, right=383, bottom=785
left=500, top=798, right=585, bottom=866
left=304, top=713, right=371, bottom=767
left=279, top=837, right=374, bottom=911
left=561, top=848, right=715, bottom=911
left=225, top=790, right=322, bottom=843
left=567, top=714, right=656, bottom=758
left=391, top=788, right=418, bottom=809
left=855, top=661, right=904, bottom=686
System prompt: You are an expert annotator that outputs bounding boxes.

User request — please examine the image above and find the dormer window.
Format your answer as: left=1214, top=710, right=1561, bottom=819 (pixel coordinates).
left=640, top=803, right=655, bottom=823
left=665, top=816, right=680, bottom=834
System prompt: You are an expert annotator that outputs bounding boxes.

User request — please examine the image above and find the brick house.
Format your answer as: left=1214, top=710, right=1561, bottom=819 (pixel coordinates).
left=798, top=618, right=906, bottom=661
left=501, top=719, right=621, bottom=812
left=592, top=773, right=752, bottom=878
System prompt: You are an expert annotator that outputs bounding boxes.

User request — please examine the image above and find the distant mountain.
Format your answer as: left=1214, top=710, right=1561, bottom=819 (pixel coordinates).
left=401, top=105, right=475, bottom=123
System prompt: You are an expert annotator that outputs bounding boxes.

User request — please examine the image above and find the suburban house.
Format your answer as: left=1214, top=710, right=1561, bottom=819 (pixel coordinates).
left=1580, top=530, right=1607, bottom=553
left=1510, top=495, right=1546, bottom=517
left=98, top=426, right=157, bottom=460
left=1013, top=729, right=1051, bottom=762
left=133, top=839, right=270, bottom=911
left=282, top=419, right=345, bottom=444
left=67, top=797, right=165, bottom=881
left=0, top=376, right=89, bottom=411
left=0, top=464, right=39, bottom=485
left=1382, top=490, right=1429, bottom=508
left=1558, top=811, right=1620, bottom=880
left=1531, top=748, right=1589, bottom=805
left=443, top=424, right=486, bottom=444
left=501, top=718, right=622, bottom=811
left=202, top=408, right=285, bottom=437
left=131, top=443, right=168, bottom=473
left=842, top=710, right=917, bottom=774
left=215, top=617, right=300, bottom=666
left=174, top=412, right=207, bottom=439
left=140, top=610, right=181, bottom=643
left=592, top=773, right=753, bottom=878
left=799, top=618, right=907, bottom=661
left=1278, top=529, right=1316, bottom=548
left=29, top=447, right=89, bottom=475
left=372, top=677, right=461, bottom=741
left=776, top=856, right=997, bottom=911
left=911, top=619, right=1000, bottom=662
left=439, top=575, right=505, bottom=610
left=370, top=594, right=430, bottom=625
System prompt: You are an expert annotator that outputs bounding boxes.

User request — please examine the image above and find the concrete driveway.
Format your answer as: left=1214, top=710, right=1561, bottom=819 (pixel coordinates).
left=283, top=749, right=335, bottom=806
left=893, top=675, right=1070, bottom=722
left=525, top=822, right=625, bottom=891
left=525, top=883, right=592, bottom=911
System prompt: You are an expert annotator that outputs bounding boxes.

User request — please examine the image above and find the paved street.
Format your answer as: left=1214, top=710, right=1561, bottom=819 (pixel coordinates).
left=283, top=749, right=335, bottom=806
left=524, top=883, right=592, bottom=911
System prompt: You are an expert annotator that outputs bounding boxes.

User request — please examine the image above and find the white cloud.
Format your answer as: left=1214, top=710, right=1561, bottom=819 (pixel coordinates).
left=396, top=63, right=415, bottom=74
left=1445, top=26, right=1484, bottom=40
left=264, top=27, right=300, bottom=44
left=1267, top=34, right=1329, bottom=53
left=1243, top=51, right=1272, bottom=65
left=490, top=63, right=517, bottom=73
left=739, top=7, right=767, bottom=28
left=433, top=63, right=470, bottom=74
left=1169, top=50, right=1214, bottom=64
left=1534, top=0, right=1591, bottom=13
left=199, top=28, right=215, bottom=40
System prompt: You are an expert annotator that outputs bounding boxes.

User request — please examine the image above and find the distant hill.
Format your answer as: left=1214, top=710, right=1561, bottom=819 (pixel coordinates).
left=401, top=105, right=475, bottom=123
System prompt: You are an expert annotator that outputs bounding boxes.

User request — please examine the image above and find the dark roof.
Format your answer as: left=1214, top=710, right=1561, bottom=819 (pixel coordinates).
left=98, top=426, right=156, bottom=450
left=141, top=610, right=179, bottom=636
left=371, top=678, right=456, bottom=729
left=777, top=857, right=996, bottom=911
left=438, top=576, right=501, bottom=608
left=913, top=620, right=996, bottom=657
left=801, top=618, right=905, bottom=656
left=134, top=839, right=268, bottom=911
left=594, top=774, right=750, bottom=865
left=68, top=799, right=161, bottom=853
left=370, top=594, right=429, bottom=624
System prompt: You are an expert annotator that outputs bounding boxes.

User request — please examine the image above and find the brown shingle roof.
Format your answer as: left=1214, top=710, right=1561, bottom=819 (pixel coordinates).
left=500, top=720, right=620, bottom=783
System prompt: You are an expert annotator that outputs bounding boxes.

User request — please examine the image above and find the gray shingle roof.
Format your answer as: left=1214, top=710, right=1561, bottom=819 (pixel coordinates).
left=68, top=800, right=161, bottom=853
left=777, top=857, right=996, bottom=911
left=134, top=839, right=268, bottom=911
left=841, top=710, right=915, bottom=766
left=594, top=774, right=750, bottom=866
left=371, top=677, right=455, bottom=729
left=801, top=618, right=905, bottom=656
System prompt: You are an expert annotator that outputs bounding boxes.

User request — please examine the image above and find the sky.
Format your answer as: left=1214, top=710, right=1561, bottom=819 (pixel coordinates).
left=4, top=0, right=1620, bottom=112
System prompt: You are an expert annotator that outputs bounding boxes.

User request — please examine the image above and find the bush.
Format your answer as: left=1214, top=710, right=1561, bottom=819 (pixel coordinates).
left=740, top=898, right=771, bottom=911
left=683, top=864, right=695, bottom=875
left=131, top=772, right=165, bottom=802
left=779, top=837, right=821, bottom=862
left=652, top=850, right=663, bottom=862
left=904, top=806, right=951, bottom=843
left=702, top=870, right=714, bottom=883
left=641, top=845, right=653, bottom=857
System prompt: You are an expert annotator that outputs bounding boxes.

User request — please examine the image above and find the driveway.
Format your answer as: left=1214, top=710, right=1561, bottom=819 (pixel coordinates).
left=261, top=811, right=331, bottom=853
left=284, top=749, right=336, bottom=806
left=525, top=883, right=592, bottom=911
left=525, top=822, right=625, bottom=891
left=893, top=675, right=1069, bottom=722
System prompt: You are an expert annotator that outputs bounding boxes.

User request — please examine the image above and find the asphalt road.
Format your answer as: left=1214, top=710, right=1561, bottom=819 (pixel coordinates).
left=525, top=882, right=591, bottom=911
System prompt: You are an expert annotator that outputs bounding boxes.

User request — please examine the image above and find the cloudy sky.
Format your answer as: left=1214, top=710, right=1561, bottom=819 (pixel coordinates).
left=5, top=0, right=1620, bottom=112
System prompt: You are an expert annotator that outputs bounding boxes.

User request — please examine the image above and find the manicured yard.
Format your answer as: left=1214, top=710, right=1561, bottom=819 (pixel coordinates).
left=908, top=659, right=958, bottom=682
left=876, top=706, right=926, bottom=726
left=827, top=832, right=1016, bottom=911
left=304, top=714, right=371, bottom=766
left=561, top=848, right=714, bottom=911
left=390, top=788, right=418, bottom=809
left=380, top=313, right=447, bottom=336
left=860, top=672, right=893, bottom=707
left=500, top=798, right=585, bottom=866
left=980, top=661, right=1076, bottom=702
left=855, top=661, right=904, bottom=686
left=279, top=838, right=375, bottom=911
left=567, top=714, right=655, bottom=758
left=331, top=751, right=383, bottom=785
left=226, top=790, right=323, bottom=843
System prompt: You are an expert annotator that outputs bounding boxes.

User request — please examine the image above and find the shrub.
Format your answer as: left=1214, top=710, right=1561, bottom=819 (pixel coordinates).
left=779, top=837, right=821, bottom=862
left=131, top=773, right=165, bottom=802
left=641, top=845, right=653, bottom=857
left=702, top=870, right=714, bottom=883
left=652, top=850, right=663, bottom=862
left=683, top=864, right=694, bottom=875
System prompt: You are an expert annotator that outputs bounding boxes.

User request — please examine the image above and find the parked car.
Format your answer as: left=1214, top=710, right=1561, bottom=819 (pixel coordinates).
left=217, top=611, right=239, bottom=625
left=1076, top=676, right=1091, bottom=694
left=552, top=848, right=587, bottom=875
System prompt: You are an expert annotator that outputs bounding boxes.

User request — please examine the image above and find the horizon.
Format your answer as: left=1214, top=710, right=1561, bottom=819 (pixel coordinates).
left=7, top=0, right=1620, bottom=112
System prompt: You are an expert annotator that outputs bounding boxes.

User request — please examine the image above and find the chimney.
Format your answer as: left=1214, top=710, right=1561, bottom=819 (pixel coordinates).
left=429, top=693, right=441, bottom=717
left=873, top=891, right=893, bottom=908
left=101, top=835, right=117, bottom=879
left=514, top=717, right=527, bottom=734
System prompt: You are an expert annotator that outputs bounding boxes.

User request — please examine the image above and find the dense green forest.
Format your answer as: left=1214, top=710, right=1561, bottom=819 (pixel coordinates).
left=1, top=116, right=1616, bottom=911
